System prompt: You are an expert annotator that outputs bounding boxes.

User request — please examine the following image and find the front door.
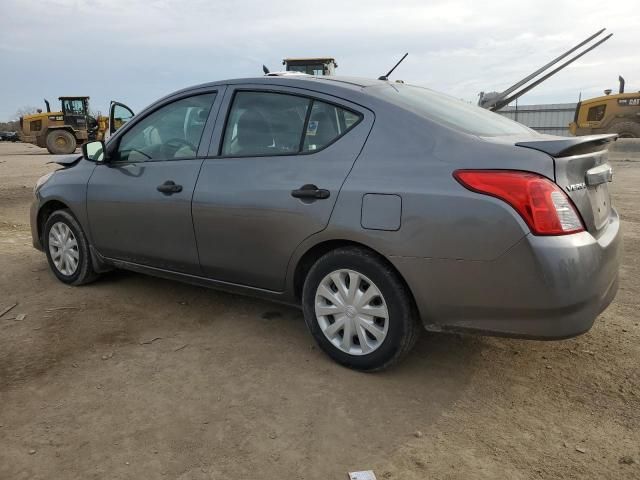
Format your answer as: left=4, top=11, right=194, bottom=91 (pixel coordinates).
left=109, top=101, right=135, bottom=136
left=87, top=90, right=221, bottom=274
left=192, top=86, right=373, bottom=290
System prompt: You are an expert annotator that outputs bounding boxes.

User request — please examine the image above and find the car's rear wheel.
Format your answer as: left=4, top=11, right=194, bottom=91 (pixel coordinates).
left=43, top=209, right=98, bottom=285
left=302, top=247, right=420, bottom=371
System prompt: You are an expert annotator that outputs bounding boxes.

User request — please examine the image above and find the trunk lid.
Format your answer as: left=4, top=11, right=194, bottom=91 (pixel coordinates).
left=515, top=134, right=617, bottom=236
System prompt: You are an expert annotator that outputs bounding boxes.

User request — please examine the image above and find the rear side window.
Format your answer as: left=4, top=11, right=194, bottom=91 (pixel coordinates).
left=375, top=84, right=534, bottom=136
left=587, top=104, right=606, bottom=122
left=221, top=91, right=362, bottom=157
left=222, top=92, right=309, bottom=156
left=303, top=101, right=361, bottom=152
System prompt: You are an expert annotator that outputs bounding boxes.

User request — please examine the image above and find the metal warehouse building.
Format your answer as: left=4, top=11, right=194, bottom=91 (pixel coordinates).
left=497, top=103, right=577, bottom=136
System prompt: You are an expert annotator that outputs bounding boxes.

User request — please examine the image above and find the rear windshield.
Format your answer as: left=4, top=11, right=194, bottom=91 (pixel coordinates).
left=374, top=84, right=534, bottom=136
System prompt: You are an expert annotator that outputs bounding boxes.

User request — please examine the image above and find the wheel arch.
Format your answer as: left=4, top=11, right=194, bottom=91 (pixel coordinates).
left=37, top=199, right=72, bottom=246
left=291, top=239, right=416, bottom=308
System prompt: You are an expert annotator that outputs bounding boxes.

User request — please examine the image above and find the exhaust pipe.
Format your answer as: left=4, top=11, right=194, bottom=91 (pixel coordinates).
left=44, top=99, right=51, bottom=112
left=618, top=75, right=625, bottom=94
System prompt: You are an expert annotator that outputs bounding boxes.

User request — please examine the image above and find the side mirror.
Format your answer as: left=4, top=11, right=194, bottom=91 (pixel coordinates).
left=82, top=140, right=106, bottom=162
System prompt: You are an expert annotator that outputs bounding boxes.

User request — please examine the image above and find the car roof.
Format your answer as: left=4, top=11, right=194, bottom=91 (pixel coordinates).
left=141, top=75, right=413, bottom=121
left=178, top=75, right=386, bottom=93
left=309, top=76, right=384, bottom=87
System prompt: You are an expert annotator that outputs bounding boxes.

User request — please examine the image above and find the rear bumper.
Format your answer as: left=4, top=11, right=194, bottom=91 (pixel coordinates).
left=391, top=209, right=622, bottom=339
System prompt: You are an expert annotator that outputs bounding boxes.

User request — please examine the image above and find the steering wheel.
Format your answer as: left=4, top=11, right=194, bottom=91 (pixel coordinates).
left=165, top=137, right=197, bottom=152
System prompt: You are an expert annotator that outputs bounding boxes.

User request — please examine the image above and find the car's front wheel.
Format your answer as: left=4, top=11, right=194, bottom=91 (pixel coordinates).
left=302, top=247, right=420, bottom=371
left=43, top=209, right=98, bottom=285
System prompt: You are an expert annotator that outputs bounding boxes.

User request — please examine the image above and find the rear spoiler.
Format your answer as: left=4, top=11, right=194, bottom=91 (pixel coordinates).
left=515, top=134, right=618, bottom=157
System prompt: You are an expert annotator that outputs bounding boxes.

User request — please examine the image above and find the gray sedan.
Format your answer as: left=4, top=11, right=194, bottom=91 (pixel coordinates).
left=30, top=75, right=621, bottom=370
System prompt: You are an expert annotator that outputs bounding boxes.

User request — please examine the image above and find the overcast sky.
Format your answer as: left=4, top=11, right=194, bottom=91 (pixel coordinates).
left=1, top=0, right=638, bottom=121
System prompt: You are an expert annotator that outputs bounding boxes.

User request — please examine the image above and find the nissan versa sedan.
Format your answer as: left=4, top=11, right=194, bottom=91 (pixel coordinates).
left=31, top=75, right=621, bottom=371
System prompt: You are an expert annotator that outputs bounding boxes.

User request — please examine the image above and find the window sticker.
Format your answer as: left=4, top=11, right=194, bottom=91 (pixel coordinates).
left=306, top=120, right=318, bottom=136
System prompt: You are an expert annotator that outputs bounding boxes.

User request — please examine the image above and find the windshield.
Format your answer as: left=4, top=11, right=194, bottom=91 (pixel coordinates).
left=375, top=84, right=535, bottom=137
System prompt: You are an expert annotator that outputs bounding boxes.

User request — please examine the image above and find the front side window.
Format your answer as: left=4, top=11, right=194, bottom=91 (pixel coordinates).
left=587, top=104, right=606, bottom=122
left=115, top=93, right=216, bottom=162
left=221, top=91, right=362, bottom=157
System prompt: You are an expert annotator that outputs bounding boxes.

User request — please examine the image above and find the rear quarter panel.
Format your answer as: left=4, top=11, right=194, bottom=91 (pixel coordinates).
left=318, top=103, right=555, bottom=261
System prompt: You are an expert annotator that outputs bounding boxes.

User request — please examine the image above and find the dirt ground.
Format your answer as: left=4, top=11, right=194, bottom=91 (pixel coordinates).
left=0, top=141, right=638, bottom=480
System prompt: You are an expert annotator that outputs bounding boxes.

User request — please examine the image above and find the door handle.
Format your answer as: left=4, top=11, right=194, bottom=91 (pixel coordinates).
left=157, top=180, right=183, bottom=194
left=291, top=184, right=330, bottom=200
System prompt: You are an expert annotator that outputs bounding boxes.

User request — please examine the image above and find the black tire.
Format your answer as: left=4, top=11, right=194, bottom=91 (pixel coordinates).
left=302, top=247, right=420, bottom=371
left=46, top=129, right=77, bottom=154
left=607, top=121, right=640, bottom=138
left=43, top=209, right=98, bottom=285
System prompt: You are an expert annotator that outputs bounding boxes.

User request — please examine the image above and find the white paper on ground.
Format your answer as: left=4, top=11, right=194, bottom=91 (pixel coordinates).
left=348, top=471, right=377, bottom=480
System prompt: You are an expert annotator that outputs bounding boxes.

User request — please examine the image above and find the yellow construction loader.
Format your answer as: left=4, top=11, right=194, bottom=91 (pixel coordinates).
left=20, top=97, right=134, bottom=154
left=569, top=76, right=640, bottom=137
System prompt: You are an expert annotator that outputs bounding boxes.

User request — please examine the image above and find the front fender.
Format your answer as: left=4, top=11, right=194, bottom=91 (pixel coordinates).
left=34, top=160, right=96, bottom=245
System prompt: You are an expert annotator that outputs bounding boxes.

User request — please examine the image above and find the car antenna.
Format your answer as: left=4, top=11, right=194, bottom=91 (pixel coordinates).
left=378, top=53, right=408, bottom=81
left=262, top=64, right=270, bottom=75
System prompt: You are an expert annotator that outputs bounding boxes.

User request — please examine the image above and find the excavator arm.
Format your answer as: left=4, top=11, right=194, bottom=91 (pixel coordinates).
left=479, top=29, right=612, bottom=112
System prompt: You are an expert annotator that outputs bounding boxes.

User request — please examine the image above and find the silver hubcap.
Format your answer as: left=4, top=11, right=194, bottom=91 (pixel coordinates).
left=48, top=222, right=79, bottom=276
left=315, top=269, right=389, bottom=356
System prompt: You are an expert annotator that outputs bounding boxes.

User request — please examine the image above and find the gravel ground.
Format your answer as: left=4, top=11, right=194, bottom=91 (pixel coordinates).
left=0, top=142, right=638, bottom=479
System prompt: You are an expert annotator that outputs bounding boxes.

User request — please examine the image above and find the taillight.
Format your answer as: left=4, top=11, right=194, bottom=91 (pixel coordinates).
left=453, top=170, right=584, bottom=236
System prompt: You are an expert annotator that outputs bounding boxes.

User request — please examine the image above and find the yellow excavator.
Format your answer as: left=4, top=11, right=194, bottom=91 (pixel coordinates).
left=20, top=97, right=134, bottom=154
left=569, top=76, right=640, bottom=137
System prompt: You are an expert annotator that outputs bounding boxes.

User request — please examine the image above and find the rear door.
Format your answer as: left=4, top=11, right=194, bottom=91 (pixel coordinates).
left=87, top=90, right=223, bottom=274
left=192, top=85, right=373, bottom=291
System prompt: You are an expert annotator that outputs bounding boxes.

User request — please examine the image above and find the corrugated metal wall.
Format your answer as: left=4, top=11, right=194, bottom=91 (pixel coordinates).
left=497, top=103, right=577, bottom=136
